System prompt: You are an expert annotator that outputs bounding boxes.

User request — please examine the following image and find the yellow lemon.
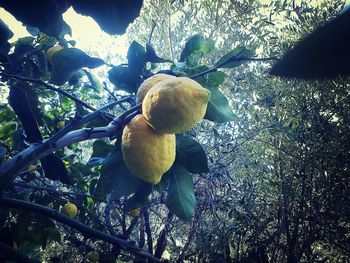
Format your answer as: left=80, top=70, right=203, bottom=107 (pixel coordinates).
left=62, top=203, right=78, bottom=217
left=142, top=77, right=210, bottom=133
left=87, top=251, right=99, bottom=262
left=121, top=114, right=176, bottom=185
left=136, top=73, right=175, bottom=103
left=47, top=45, right=64, bottom=61
left=56, top=120, right=65, bottom=129
left=129, top=208, right=140, bottom=216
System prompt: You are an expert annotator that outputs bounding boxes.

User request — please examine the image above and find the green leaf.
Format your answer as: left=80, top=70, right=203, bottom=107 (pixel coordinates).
left=205, top=87, right=235, bottom=122
left=108, top=65, right=138, bottom=93
left=176, top=134, right=209, bottom=173
left=91, top=140, right=114, bottom=158
left=50, top=48, right=104, bottom=85
left=146, top=43, right=172, bottom=63
left=166, top=164, right=196, bottom=221
left=208, top=71, right=225, bottom=86
left=179, top=34, right=215, bottom=63
left=125, top=183, right=153, bottom=212
left=70, top=0, right=143, bottom=35
left=94, top=148, right=143, bottom=201
left=214, top=46, right=254, bottom=68
left=196, top=78, right=235, bottom=123
left=127, top=41, right=147, bottom=81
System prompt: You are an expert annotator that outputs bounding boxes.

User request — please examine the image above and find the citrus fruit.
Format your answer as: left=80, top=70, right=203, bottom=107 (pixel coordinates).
left=62, top=203, right=78, bottom=217
left=142, top=77, right=210, bottom=133
left=121, top=114, right=176, bottom=185
left=136, top=73, right=175, bottom=103
left=130, top=208, right=140, bottom=216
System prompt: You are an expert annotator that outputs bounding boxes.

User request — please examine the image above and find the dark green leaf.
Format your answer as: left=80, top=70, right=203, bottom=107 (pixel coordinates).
left=70, top=0, right=143, bottom=35
left=196, top=78, right=235, bottom=123
left=208, top=71, right=225, bottom=86
left=41, top=154, right=72, bottom=185
left=50, top=48, right=104, bottom=85
left=91, top=140, right=114, bottom=158
left=176, top=134, right=209, bottom=173
left=0, top=1, right=69, bottom=36
left=179, top=34, right=215, bottom=62
left=125, top=183, right=153, bottom=212
left=166, top=164, right=196, bottom=221
left=214, top=46, right=254, bottom=68
left=127, top=41, right=147, bottom=82
left=108, top=65, right=138, bottom=93
left=94, top=148, right=143, bottom=201
left=146, top=43, right=172, bottom=63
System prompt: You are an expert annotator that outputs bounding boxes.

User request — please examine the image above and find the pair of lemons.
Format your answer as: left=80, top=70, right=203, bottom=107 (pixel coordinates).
left=121, top=74, right=211, bottom=185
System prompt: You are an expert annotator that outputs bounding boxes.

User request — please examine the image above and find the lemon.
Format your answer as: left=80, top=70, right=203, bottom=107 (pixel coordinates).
left=62, top=203, right=78, bottom=217
left=121, top=114, right=176, bottom=185
left=87, top=251, right=99, bottom=262
left=56, top=120, right=65, bottom=129
left=130, top=208, right=140, bottom=216
left=47, top=45, right=64, bottom=61
left=136, top=73, right=175, bottom=103
left=142, top=77, right=211, bottom=133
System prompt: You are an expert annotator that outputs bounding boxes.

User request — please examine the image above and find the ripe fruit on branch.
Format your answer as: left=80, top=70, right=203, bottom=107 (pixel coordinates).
left=129, top=208, right=140, bottom=216
left=142, top=77, right=211, bottom=133
left=62, top=203, right=78, bottom=217
left=56, top=120, right=65, bottom=129
left=136, top=73, right=175, bottom=103
left=121, top=114, right=176, bottom=185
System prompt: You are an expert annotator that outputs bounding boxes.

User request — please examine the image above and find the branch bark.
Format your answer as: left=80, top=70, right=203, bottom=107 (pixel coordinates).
left=0, top=104, right=141, bottom=191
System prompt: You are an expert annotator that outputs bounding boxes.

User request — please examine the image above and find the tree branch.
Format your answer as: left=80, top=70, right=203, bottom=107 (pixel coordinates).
left=0, top=104, right=142, bottom=191
left=0, top=197, right=162, bottom=262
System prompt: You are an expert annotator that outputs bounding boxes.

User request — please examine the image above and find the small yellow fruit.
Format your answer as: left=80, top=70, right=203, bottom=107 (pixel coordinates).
left=136, top=74, right=175, bottom=103
left=87, top=251, right=99, bottom=262
left=56, top=120, right=65, bottom=129
left=28, top=164, right=36, bottom=172
left=121, top=114, right=176, bottom=185
left=47, top=45, right=64, bottom=61
left=142, top=77, right=211, bottom=134
left=130, top=208, right=140, bottom=216
left=62, top=203, right=78, bottom=217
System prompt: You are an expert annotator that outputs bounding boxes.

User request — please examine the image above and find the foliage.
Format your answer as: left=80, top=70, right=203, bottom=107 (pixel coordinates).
left=0, top=0, right=349, bottom=262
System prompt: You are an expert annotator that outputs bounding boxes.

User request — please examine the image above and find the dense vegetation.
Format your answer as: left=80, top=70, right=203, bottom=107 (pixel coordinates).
left=0, top=0, right=349, bottom=262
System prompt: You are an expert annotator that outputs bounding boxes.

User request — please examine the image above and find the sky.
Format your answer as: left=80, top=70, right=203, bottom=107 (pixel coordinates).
left=0, top=7, right=130, bottom=63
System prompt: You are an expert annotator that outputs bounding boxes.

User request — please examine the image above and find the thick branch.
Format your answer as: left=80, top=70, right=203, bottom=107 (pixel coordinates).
left=0, top=197, right=161, bottom=262
left=0, top=104, right=141, bottom=191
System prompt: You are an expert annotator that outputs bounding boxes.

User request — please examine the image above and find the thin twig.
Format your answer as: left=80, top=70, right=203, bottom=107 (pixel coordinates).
left=0, top=72, right=114, bottom=119
left=190, top=56, right=278, bottom=79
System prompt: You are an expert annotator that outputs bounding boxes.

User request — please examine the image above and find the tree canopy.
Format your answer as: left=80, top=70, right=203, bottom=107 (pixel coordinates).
left=0, top=0, right=349, bottom=262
